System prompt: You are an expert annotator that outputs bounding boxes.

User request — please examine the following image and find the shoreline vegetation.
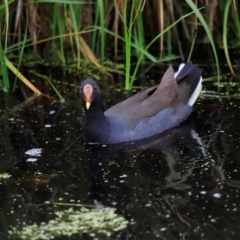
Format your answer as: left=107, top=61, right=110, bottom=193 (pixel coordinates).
left=0, top=0, right=239, bottom=94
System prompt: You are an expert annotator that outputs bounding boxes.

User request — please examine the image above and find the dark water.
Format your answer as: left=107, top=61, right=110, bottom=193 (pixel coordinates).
left=1, top=78, right=240, bottom=239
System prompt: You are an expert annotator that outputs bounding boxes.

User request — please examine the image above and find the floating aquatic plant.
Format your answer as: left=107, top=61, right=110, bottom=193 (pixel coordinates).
left=9, top=206, right=131, bottom=239
left=0, top=173, right=11, bottom=180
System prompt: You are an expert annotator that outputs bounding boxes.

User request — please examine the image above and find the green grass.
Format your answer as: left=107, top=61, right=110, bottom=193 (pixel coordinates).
left=12, top=15, right=29, bottom=91
left=0, top=39, right=10, bottom=92
left=69, top=3, right=81, bottom=69
left=0, top=0, right=239, bottom=95
left=186, top=0, right=220, bottom=82
left=130, top=8, right=205, bottom=88
left=97, top=0, right=105, bottom=63
left=222, top=0, right=239, bottom=78
left=53, top=3, right=66, bottom=63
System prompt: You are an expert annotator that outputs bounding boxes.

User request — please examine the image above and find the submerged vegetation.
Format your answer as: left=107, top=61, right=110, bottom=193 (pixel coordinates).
left=0, top=0, right=239, bottom=91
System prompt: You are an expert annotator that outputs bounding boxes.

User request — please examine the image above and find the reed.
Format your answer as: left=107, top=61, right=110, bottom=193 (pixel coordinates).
left=52, top=3, right=66, bottom=63
left=0, top=2, right=10, bottom=91
left=0, top=0, right=239, bottom=93
left=186, top=0, right=220, bottom=82
left=222, top=0, right=240, bottom=79
left=0, top=39, right=10, bottom=92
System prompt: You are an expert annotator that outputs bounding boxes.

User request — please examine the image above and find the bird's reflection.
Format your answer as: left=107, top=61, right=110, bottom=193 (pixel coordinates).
left=85, top=117, right=206, bottom=202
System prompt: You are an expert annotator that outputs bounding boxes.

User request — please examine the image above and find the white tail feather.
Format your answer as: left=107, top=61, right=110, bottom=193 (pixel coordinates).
left=174, top=63, right=185, bottom=78
left=188, top=76, right=202, bottom=106
left=174, top=63, right=202, bottom=107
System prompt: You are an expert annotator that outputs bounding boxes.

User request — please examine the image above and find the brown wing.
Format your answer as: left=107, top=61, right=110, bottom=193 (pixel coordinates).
left=105, top=66, right=178, bottom=129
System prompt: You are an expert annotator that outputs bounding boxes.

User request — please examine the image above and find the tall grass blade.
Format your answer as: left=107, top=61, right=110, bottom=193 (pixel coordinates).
left=91, top=3, right=99, bottom=52
left=52, top=3, right=60, bottom=61
left=185, top=0, right=220, bottom=82
left=133, top=0, right=145, bottom=57
left=69, top=4, right=81, bottom=69
left=45, top=77, right=64, bottom=101
left=233, top=0, right=240, bottom=43
left=123, top=0, right=134, bottom=89
left=79, top=36, right=101, bottom=69
left=88, top=26, right=158, bottom=62
left=0, top=39, right=10, bottom=92
left=130, top=9, right=204, bottom=88
left=97, top=0, right=105, bottom=63
left=4, top=57, right=42, bottom=95
left=187, top=30, right=198, bottom=62
left=3, top=0, right=12, bottom=50
left=223, top=0, right=236, bottom=77
left=13, top=15, right=29, bottom=91
left=57, top=4, right=66, bottom=63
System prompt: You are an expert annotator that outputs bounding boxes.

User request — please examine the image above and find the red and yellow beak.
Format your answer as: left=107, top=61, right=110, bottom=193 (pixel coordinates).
left=83, top=84, right=93, bottom=109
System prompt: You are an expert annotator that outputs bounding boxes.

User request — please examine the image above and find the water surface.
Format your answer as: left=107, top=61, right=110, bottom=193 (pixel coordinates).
left=1, top=73, right=240, bottom=239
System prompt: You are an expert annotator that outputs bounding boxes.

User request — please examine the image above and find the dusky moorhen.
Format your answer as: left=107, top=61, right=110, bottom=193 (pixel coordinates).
left=80, top=61, right=202, bottom=144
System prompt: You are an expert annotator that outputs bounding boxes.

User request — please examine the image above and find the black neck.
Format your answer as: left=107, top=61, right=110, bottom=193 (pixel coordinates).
left=85, top=100, right=106, bottom=121
left=84, top=100, right=110, bottom=143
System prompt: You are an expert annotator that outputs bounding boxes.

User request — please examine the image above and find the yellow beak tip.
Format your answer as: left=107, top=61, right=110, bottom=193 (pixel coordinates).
left=86, top=102, right=91, bottom=109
